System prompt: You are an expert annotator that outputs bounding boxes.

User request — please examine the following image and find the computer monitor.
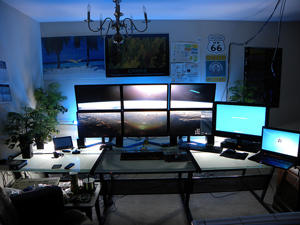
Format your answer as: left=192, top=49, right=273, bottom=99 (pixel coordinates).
left=74, top=85, right=121, bottom=110
left=169, top=110, right=213, bottom=136
left=77, top=112, right=122, bottom=138
left=213, top=101, right=269, bottom=144
left=123, top=111, right=168, bottom=137
left=122, top=84, right=168, bottom=109
left=170, top=83, right=216, bottom=109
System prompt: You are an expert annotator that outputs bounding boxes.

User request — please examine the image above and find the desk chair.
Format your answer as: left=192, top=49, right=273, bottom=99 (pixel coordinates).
left=0, top=186, right=93, bottom=225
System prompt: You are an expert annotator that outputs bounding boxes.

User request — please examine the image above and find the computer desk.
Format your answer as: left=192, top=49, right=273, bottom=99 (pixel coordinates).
left=8, top=144, right=101, bottom=173
left=191, top=151, right=275, bottom=214
left=90, top=147, right=274, bottom=225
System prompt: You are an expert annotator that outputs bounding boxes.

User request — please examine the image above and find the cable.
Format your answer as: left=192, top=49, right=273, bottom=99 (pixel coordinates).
left=224, top=0, right=285, bottom=101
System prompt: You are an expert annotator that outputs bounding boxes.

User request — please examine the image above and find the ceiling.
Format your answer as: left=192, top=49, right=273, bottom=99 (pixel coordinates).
left=3, top=0, right=300, bottom=23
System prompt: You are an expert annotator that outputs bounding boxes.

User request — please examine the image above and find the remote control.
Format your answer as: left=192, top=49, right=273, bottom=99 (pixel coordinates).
left=64, top=163, right=75, bottom=169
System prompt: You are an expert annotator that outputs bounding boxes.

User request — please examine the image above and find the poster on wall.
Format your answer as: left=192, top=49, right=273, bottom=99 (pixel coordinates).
left=41, top=36, right=105, bottom=76
left=0, top=84, right=12, bottom=102
left=206, top=55, right=226, bottom=82
left=171, top=43, right=199, bottom=63
left=171, top=63, right=199, bottom=82
left=0, top=61, right=9, bottom=82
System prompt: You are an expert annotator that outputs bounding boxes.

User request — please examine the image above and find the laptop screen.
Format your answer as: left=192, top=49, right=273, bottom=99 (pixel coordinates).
left=261, top=127, right=300, bottom=157
left=53, top=136, right=73, bottom=150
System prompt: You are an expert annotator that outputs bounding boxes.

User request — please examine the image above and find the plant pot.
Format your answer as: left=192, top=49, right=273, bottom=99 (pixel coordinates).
left=20, top=145, right=33, bottom=159
left=35, top=136, right=44, bottom=149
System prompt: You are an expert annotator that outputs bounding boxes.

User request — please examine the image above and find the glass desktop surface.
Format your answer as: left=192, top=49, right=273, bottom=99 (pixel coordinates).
left=93, top=150, right=197, bottom=174
left=12, top=146, right=101, bottom=173
left=191, top=151, right=271, bottom=171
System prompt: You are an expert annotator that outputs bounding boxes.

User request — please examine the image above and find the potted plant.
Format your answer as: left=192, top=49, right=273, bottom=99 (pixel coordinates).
left=33, top=82, right=68, bottom=148
left=228, top=79, right=257, bottom=103
left=2, top=106, right=37, bottom=158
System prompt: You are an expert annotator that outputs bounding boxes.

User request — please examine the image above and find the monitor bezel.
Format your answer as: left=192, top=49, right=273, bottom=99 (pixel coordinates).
left=170, top=83, right=216, bottom=109
left=213, top=101, right=270, bottom=143
left=122, top=83, right=169, bottom=110
left=169, top=109, right=213, bottom=137
left=77, top=111, right=123, bottom=138
left=123, top=109, right=169, bottom=137
left=74, top=84, right=122, bottom=111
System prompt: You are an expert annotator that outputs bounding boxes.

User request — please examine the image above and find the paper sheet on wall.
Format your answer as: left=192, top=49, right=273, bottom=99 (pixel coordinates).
left=171, top=43, right=199, bottom=63
left=171, top=63, right=199, bottom=82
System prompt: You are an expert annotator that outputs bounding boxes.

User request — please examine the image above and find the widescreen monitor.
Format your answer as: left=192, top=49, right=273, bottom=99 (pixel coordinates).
left=122, top=84, right=168, bottom=109
left=75, top=85, right=121, bottom=110
left=105, top=33, right=169, bottom=77
left=213, top=101, right=269, bottom=143
left=170, top=83, right=216, bottom=109
left=170, top=110, right=213, bottom=136
left=77, top=112, right=122, bottom=137
left=123, top=111, right=168, bottom=137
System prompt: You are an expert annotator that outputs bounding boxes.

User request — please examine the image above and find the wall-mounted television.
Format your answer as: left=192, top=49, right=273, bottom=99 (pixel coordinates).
left=170, top=83, right=216, bottom=109
left=123, top=111, right=168, bottom=137
left=75, top=85, right=121, bottom=110
left=122, top=84, right=168, bottom=109
left=105, top=34, right=169, bottom=77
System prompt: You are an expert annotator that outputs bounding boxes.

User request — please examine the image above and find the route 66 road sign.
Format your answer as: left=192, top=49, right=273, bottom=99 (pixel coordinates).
left=207, top=35, right=225, bottom=53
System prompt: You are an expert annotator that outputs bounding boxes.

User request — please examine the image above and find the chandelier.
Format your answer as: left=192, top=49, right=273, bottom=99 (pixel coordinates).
left=85, top=0, right=150, bottom=46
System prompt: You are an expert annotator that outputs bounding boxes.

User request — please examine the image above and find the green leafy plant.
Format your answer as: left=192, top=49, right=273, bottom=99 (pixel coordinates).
left=33, top=82, right=68, bottom=146
left=228, top=79, right=257, bottom=103
left=3, top=106, right=37, bottom=150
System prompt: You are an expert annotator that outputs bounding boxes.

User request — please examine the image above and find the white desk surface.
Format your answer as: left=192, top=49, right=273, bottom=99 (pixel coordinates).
left=12, top=142, right=102, bottom=173
left=191, top=150, right=271, bottom=171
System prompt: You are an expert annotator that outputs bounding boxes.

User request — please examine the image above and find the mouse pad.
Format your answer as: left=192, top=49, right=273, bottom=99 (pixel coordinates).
left=164, top=154, right=191, bottom=162
left=220, top=152, right=248, bottom=160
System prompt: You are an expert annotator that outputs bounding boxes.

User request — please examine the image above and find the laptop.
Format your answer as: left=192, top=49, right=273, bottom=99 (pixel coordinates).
left=53, top=136, right=74, bottom=150
left=248, top=127, right=300, bottom=170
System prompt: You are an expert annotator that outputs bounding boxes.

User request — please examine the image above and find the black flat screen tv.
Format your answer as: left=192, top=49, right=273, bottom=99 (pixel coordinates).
left=105, top=33, right=169, bottom=77
left=75, top=85, right=121, bottom=110
left=213, top=101, right=269, bottom=143
left=77, top=112, right=122, bottom=138
left=170, top=83, right=216, bottom=109
left=122, top=84, right=168, bottom=109
left=123, top=111, right=168, bottom=137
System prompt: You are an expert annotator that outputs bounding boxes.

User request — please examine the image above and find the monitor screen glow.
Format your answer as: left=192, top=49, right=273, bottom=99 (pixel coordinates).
left=170, top=84, right=216, bottom=109
left=124, top=111, right=168, bottom=137
left=123, top=84, right=168, bottom=109
left=214, top=102, right=269, bottom=142
left=170, top=110, right=213, bottom=136
left=77, top=112, right=122, bottom=137
left=262, top=127, right=300, bottom=157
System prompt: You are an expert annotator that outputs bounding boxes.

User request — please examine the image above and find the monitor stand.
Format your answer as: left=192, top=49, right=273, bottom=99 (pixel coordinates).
left=220, top=139, right=261, bottom=153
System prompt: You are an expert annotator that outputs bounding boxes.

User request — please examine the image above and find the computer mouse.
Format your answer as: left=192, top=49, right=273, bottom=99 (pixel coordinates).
left=72, top=149, right=81, bottom=154
left=225, top=149, right=236, bottom=154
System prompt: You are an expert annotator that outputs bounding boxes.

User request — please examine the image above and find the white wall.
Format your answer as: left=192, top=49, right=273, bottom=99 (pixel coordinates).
left=0, top=2, right=44, bottom=160
left=41, top=20, right=300, bottom=132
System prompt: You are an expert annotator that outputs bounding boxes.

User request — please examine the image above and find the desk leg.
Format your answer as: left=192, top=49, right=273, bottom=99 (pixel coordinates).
left=183, top=171, right=194, bottom=224
left=95, top=194, right=101, bottom=224
left=249, top=167, right=275, bottom=214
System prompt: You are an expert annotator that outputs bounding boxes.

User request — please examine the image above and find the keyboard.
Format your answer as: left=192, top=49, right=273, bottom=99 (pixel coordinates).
left=12, top=177, right=60, bottom=189
left=179, top=144, right=223, bottom=153
left=120, top=151, right=165, bottom=160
